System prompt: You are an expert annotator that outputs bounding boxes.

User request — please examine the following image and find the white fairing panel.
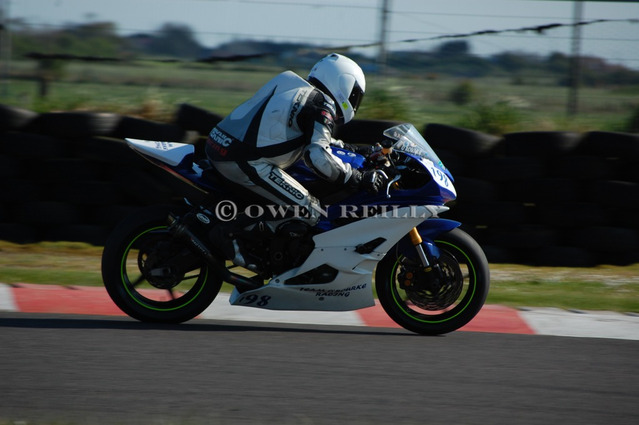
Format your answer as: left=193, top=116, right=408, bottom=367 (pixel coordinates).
left=229, top=205, right=448, bottom=311
left=125, top=139, right=193, bottom=166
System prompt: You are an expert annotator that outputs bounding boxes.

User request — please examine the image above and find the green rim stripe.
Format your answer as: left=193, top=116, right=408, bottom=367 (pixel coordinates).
left=390, top=240, right=477, bottom=324
left=120, top=226, right=208, bottom=312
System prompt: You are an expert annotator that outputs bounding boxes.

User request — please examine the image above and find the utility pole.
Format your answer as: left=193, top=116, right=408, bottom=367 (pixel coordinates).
left=0, top=0, right=11, bottom=98
left=567, top=0, right=583, bottom=116
left=377, top=0, right=390, bottom=76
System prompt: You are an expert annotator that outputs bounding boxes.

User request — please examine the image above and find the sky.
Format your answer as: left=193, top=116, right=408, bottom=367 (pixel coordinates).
left=5, top=0, right=639, bottom=68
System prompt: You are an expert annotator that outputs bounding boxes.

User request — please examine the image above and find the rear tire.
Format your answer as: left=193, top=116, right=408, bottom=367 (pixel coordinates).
left=376, top=228, right=490, bottom=335
left=101, top=205, right=222, bottom=323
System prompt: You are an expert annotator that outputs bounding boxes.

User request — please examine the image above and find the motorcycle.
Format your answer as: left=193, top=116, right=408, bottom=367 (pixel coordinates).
left=101, top=123, right=490, bottom=335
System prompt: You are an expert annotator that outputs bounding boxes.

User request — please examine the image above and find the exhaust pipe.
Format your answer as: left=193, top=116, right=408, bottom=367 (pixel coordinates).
left=168, top=214, right=262, bottom=293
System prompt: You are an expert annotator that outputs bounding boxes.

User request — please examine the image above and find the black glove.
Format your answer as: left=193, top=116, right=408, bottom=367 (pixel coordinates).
left=360, top=169, right=389, bottom=194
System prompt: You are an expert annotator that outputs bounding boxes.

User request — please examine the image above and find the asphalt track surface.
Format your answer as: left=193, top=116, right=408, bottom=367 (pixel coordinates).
left=1, top=311, right=638, bottom=425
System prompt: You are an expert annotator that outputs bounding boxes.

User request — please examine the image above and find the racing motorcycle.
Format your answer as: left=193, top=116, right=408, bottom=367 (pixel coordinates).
left=101, top=123, right=490, bottom=335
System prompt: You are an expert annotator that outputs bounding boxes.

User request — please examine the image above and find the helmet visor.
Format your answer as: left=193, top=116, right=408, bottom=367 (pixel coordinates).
left=348, top=82, right=364, bottom=113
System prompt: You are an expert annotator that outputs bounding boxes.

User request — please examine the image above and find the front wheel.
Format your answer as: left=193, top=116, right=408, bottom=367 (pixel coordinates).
left=375, top=228, right=490, bottom=335
left=102, top=205, right=223, bottom=323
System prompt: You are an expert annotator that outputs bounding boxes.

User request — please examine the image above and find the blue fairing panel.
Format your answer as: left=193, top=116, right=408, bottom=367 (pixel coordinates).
left=287, top=146, right=366, bottom=185
left=331, top=147, right=366, bottom=169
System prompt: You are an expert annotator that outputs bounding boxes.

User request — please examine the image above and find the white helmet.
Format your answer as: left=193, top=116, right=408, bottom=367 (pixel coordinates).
left=308, top=53, right=366, bottom=124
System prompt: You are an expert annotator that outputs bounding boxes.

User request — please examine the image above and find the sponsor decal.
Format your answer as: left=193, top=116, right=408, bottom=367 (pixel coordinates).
left=210, top=127, right=234, bottom=147
left=288, top=92, right=305, bottom=127
left=334, top=149, right=357, bottom=158
left=196, top=213, right=211, bottom=224
left=208, top=127, right=237, bottom=157
left=207, top=136, right=228, bottom=157
left=268, top=172, right=305, bottom=200
left=154, top=142, right=174, bottom=150
left=299, top=284, right=367, bottom=298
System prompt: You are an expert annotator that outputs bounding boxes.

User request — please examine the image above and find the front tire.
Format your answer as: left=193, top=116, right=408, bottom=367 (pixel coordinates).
left=102, top=205, right=222, bottom=323
left=376, top=228, right=490, bottom=335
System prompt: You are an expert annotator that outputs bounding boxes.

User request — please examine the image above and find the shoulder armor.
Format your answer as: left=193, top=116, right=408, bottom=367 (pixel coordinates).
left=310, top=90, right=337, bottom=133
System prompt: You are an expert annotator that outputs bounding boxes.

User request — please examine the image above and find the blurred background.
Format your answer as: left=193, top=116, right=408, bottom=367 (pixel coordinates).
left=1, top=0, right=638, bottom=133
left=1, top=1, right=639, bottom=272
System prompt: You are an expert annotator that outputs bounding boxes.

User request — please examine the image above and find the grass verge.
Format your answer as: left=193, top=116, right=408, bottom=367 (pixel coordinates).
left=1, top=241, right=638, bottom=313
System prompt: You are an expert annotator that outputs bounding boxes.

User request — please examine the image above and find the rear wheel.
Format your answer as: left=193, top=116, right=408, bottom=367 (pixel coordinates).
left=376, top=228, right=490, bottom=335
left=102, top=205, right=222, bottom=323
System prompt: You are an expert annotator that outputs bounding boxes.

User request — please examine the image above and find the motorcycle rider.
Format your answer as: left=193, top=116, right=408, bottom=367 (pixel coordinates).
left=205, top=53, right=388, bottom=267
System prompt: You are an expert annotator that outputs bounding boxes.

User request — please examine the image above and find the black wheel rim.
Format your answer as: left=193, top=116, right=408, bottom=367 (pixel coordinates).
left=118, top=226, right=210, bottom=312
left=388, top=240, right=478, bottom=324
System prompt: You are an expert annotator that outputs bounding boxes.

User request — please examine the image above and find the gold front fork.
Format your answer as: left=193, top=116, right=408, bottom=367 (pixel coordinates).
left=409, top=227, right=431, bottom=269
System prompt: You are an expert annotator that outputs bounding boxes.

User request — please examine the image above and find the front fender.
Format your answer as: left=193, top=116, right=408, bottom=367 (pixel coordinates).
left=416, top=218, right=461, bottom=240
left=393, top=218, right=461, bottom=259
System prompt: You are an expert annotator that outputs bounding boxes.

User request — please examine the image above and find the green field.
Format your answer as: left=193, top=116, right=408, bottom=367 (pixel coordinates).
left=3, top=60, right=638, bottom=134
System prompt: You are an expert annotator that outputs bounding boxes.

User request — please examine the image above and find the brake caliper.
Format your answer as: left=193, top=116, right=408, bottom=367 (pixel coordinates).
left=398, top=258, right=462, bottom=311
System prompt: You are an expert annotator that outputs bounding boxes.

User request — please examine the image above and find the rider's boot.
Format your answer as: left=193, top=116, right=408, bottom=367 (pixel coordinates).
left=210, top=216, right=276, bottom=270
left=210, top=221, right=251, bottom=268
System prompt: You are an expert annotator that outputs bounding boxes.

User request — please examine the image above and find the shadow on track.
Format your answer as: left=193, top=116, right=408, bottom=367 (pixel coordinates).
left=0, top=312, right=417, bottom=337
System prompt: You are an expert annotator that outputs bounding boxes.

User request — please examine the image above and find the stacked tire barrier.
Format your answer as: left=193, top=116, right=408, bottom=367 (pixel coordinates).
left=423, top=124, right=639, bottom=267
left=0, top=103, right=222, bottom=246
left=1, top=103, right=638, bottom=266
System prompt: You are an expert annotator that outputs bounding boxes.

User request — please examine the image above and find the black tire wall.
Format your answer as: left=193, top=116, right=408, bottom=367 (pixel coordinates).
left=424, top=123, right=639, bottom=266
left=1, top=103, right=638, bottom=265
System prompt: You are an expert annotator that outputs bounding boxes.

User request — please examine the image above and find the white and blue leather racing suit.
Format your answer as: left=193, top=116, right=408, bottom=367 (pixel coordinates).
left=205, top=71, right=358, bottom=226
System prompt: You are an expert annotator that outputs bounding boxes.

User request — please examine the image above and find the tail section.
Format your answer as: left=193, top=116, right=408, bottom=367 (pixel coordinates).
left=125, top=139, right=194, bottom=166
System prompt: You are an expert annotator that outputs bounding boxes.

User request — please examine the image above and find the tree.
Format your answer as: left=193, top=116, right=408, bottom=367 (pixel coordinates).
left=434, top=40, right=470, bottom=59
left=492, top=52, right=537, bottom=72
left=147, top=23, right=203, bottom=58
left=546, top=52, right=570, bottom=74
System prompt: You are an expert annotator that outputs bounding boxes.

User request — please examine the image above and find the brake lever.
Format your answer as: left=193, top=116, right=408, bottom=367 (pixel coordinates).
left=385, top=174, right=401, bottom=199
